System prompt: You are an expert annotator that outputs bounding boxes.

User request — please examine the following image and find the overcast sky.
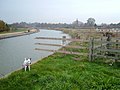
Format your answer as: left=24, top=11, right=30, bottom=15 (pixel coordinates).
left=0, top=0, right=120, bottom=24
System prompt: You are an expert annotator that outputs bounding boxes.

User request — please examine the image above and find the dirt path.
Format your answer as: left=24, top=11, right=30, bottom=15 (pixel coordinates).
left=0, top=29, right=39, bottom=40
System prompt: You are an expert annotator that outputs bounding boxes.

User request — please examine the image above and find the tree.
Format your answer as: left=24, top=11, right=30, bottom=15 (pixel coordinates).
left=0, top=20, right=5, bottom=32
left=87, top=18, right=95, bottom=27
left=5, top=23, right=10, bottom=32
left=101, top=23, right=108, bottom=28
left=0, top=20, right=10, bottom=32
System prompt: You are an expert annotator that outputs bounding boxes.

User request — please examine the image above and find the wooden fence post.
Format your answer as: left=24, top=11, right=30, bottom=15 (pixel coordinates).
left=116, top=39, right=119, bottom=49
left=100, top=37, right=103, bottom=47
left=106, top=34, right=111, bottom=56
left=100, top=37, right=103, bottom=55
left=62, top=36, right=66, bottom=56
left=89, top=37, right=94, bottom=61
left=106, top=34, right=111, bottom=49
left=115, top=39, right=119, bottom=62
left=62, top=36, right=66, bottom=45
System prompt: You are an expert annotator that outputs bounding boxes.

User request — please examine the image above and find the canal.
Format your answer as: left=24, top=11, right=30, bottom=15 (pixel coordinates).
left=0, top=29, right=70, bottom=77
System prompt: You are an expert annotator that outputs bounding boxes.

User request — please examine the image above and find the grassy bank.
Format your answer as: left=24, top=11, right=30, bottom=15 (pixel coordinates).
left=0, top=28, right=28, bottom=34
left=0, top=28, right=120, bottom=90
left=0, top=28, right=38, bottom=40
left=0, top=53, right=120, bottom=90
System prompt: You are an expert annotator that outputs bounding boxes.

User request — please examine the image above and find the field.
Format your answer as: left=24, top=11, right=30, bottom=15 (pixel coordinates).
left=0, top=28, right=120, bottom=90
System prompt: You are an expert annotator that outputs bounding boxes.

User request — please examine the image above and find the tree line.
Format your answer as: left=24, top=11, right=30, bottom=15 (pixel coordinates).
left=10, top=18, right=120, bottom=29
left=10, top=18, right=96, bottom=29
left=0, top=20, right=10, bottom=32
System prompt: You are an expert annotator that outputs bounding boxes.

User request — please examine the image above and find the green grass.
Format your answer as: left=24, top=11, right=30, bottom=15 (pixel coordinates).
left=0, top=53, right=120, bottom=90
left=64, top=41, right=89, bottom=53
left=10, top=28, right=28, bottom=32
left=0, top=28, right=120, bottom=90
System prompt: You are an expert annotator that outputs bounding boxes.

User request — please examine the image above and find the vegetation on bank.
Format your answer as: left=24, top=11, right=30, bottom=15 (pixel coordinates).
left=0, top=20, right=28, bottom=34
left=0, top=27, right=28, bottom=34
left=10, top=28, right=28, bottom=33
left=0, top=20, right=10, bottom=32
left=0, top=28, right=120, bottom=90
left=0, top=53, right=120, bottom=90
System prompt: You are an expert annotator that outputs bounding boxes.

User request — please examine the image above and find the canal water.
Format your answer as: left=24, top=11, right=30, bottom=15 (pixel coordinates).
left=0, top=29, right=70, bottom=77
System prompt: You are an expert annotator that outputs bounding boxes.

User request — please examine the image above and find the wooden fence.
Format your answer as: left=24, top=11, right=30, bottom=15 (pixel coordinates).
left=35, top=36, right=88, bottom=56
left=35, top=36, right=120, bottom=62
left=89, top=37, right=120, bottom=61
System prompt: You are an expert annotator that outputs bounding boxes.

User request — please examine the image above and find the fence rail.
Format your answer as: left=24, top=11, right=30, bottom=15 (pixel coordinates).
left=35, top=37, right=89, bottom=42
left=35, top=43, right=87, bottom=49
left=94, top=54, right=119, bottom=59
left=35, top=48, right=88, bottom=56
left=35, top=36, right=120, bottom=62
left=35, top=37, right=88, bottom=58
left=89, top=37, right=120, bottom=61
